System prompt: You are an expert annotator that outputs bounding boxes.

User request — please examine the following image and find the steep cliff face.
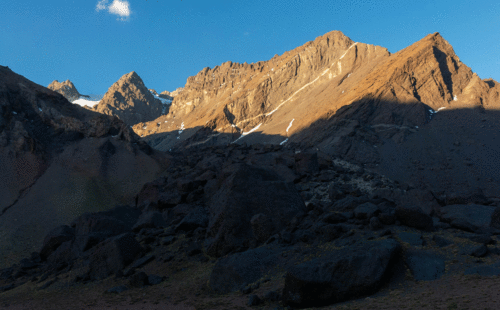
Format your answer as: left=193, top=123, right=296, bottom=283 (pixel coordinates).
left=134, top=31, right=391, bottom=149
left=94, top=71, right=169, bottom=126
left=47, top=79, right=83, bottom=102
left=0, top=66, right=169, bottom=269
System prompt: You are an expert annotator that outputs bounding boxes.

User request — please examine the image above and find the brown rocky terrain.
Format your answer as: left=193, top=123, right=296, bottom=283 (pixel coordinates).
left=93, top=72, right=170, bottom=126
left=0, top=65, right=169, bottom=270
left=2, top=142, right=500, bottom=310
left=47, top=79, right=85, bottom=102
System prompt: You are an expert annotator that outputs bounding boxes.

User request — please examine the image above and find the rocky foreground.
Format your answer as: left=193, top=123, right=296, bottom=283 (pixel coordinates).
left=1, top=142, right=500, bottom=309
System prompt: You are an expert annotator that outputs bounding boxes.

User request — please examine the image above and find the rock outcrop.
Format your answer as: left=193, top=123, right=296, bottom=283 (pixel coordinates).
left=47, top=80, right=83, bottom=102
left=93, top=72, right=169, bottom=126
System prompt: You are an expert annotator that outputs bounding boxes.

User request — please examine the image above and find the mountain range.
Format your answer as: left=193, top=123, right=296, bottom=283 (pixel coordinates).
left=1, top=30, right=500, bottom=309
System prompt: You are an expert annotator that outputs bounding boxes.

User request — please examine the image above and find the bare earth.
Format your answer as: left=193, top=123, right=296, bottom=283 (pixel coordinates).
left=2, top=261, right=500, bottom=310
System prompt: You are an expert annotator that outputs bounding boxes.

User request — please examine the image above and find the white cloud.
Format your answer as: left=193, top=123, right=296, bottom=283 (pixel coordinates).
left=96, top=0, right=131, bottom=21
left=109, top=0, right=131, bottom=18
left=96, top=0, right=108, bottom=12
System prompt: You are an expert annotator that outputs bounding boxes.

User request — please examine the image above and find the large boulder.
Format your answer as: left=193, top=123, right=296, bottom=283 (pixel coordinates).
left=71, top=206, right=141, bottom=253
left=88, top=232, right=144, bottom=280
left=39, top=225, right=75, bottom=261
left=438, top=204, right=497, bottom=233
left=205, top=164, right=306, bottom=257
left=282, top=239, right=401, bottom=308
left=209, top=245, right=284, bottom=294
left=444, top=187, right=488, bottom=206
left=132, top=211, right=167, bottom=233
left=395, top=205, right=434, bottom=231
left=174, top=206, right=209, bottom=233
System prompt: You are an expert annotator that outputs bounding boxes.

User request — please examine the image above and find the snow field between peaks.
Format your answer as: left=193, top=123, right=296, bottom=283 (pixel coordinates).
left=72, top=98, right=100, bottom=108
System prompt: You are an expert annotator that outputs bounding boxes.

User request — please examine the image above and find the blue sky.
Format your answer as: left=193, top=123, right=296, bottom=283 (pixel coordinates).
left=1, top=1, right=499, bottom=95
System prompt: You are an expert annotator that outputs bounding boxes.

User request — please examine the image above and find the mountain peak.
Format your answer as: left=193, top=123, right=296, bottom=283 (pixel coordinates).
left=93, top=71, right=166, bottom=125
left=48, top=79, right=81, bottom=102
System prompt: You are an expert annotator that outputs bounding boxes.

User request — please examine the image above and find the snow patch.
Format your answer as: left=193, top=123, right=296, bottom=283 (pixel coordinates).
left=149, top=91, right=173, bottom=105
left=12, top=111, right=17, bottom=115
left=286, top=119, right=295, bottom=133
left=280, top=138, right=288, bottom=145
left=242, top=123, right=261, bottom=135
left=178, top=122, right=185, bottom=135
left=232, top=123, right=262, bottom=144
left=453, top=96, right=457, bottom=101
left=72, top=98, right=100, bottom=108
left=437, top=107, right=446, bottom=112
left=39, top=108, right=42, bottom=112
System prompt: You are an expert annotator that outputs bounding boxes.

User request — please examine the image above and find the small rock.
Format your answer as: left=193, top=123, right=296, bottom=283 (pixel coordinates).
left=241, top=286, right=252, bottom=294
left=106, top=285, right=129, bottom=294
left=129, top=271, right=148, bottom=287
left=0, top=283, right=15, bottom=293
left=470, top=244, right=489, bottom=258
left=369, top=217, right=383, bottom=230
left=129, top=254, right=155, bottom=269
left=247, top=294, right=262, bottom=306
left=38, top=277, right=57, bottom=290
left=263, top=290, right=281, bottom=301
left=147, top=274, right=164, bottom=285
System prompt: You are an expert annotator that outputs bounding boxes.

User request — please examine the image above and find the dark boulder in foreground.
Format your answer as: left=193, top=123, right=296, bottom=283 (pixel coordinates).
left=88, top=233, right=144, bottom=280
left=204, top=164, right=307, bottom=257
left=281, top=239, right=401, bottom=308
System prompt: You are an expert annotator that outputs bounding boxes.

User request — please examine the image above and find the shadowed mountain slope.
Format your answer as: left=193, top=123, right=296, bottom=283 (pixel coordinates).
left=0, top=66, right=170, bottom=269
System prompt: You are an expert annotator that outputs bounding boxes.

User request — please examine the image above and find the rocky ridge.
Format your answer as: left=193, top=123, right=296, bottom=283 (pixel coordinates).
left=135, top=32, right=499, bottom=154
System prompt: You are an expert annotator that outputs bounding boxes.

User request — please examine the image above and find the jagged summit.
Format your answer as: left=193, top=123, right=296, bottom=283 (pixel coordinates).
left=133, top=30, right=498, bottom=153
left=48, top=79, right=83, bottom=102
left=93, top=71, right=169, bottom=126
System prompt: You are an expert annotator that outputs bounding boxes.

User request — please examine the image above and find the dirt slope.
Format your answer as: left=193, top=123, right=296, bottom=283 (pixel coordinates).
left=0, top=66, right=170, bottom=269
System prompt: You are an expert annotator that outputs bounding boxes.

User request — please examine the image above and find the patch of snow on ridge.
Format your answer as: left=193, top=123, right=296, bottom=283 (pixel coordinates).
left=453, top=96, right=457, bottom=101
left=286, top=119, right=295, bottom=133
left=241, top=123, right=261, bottom=136
left=178, top=122, right=185, bottom=135
left=232, top=123, right=262, bottom=144
left=437, top=107, right=446, bottom=112
left=149, top=91, right=173, bottom=105
left=72, top=98, right=100, bottom=108
left=280, top=138, right=288, bottom=145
